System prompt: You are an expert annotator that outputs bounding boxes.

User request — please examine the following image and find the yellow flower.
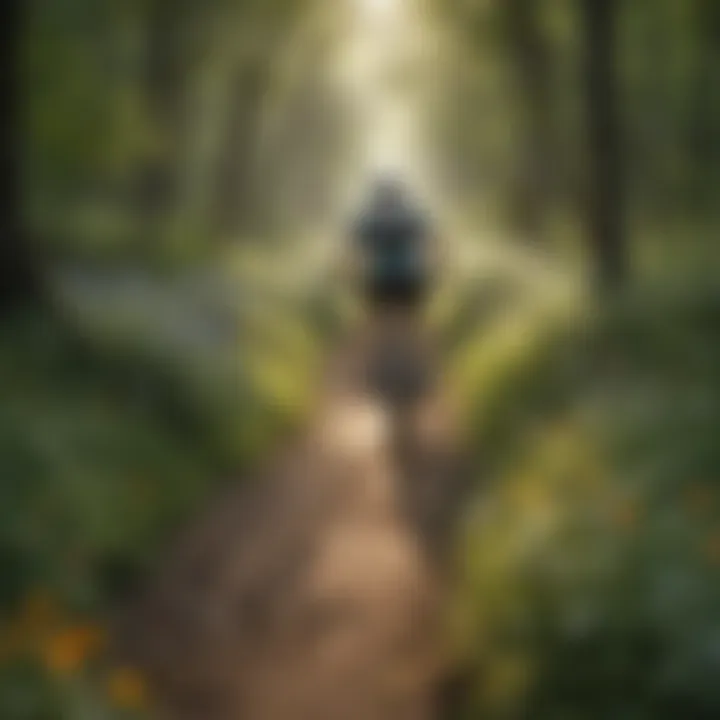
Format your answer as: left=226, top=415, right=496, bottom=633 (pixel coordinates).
left=107, top=667, right=148, bottom=710
left=42, top=625, right=106, bottom=676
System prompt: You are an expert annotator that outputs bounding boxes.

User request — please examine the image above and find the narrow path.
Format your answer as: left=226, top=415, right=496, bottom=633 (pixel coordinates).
left=121, top=311, right=465, bottom=720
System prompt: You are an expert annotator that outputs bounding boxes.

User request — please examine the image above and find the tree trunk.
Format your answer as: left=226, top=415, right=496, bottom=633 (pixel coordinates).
left=582, top=0, right=626, bottom=291
left=0, top=0, right=41, bottom=314
left=504, top=0, right=553, bottom=243
left=688, top=0, right=720, bottom=209
left=213, top=65, right=266, bottom=238
left=137, top=0, right=189, bottom=220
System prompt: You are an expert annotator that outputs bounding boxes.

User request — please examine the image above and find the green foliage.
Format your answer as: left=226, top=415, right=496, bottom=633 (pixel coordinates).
left=0, top=251, right=336, bottom=716
left=450, top=286, right=720, bottom=718
left=25, top=0, right=314, bottom=264
left=433, top=0, right=720, bottom=251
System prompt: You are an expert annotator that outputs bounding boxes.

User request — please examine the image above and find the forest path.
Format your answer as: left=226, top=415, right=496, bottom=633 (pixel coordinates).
left=121, top=307, right=466, bottom=720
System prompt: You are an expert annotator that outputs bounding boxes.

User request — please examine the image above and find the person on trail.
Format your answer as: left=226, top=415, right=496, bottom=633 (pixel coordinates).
left=345, top=177, right=441, bottom=409
left=348, top=177, right=439, bottom=310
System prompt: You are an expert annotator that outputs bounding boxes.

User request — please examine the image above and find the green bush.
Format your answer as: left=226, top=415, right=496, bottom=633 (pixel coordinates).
left=450, top=289, right=720, bottom=719
left=0, top=264, right=336, bottom=717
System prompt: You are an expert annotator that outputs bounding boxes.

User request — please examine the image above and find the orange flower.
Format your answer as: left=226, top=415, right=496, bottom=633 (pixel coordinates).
left=107, top=667, right=148, bottom=709
left=3, top=590, right=62, bottom=658
left=42, top=625, right=106, bottom=676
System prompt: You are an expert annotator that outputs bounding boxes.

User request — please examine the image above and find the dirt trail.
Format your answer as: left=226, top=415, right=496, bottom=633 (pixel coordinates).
left=122, top=312, right=465, bottom=720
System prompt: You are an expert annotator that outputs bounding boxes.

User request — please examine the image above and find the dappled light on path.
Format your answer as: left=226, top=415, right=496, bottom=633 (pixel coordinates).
left=121, top=310, right=463, bottom=719
left=319, top=398, right=390, bottom=456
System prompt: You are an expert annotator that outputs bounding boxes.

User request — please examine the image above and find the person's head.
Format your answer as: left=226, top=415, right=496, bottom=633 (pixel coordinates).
left=368, top=174, right=407, bottom=212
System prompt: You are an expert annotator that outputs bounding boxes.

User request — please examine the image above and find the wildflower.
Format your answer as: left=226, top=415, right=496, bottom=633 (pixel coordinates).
left=42, top=625, right=106, bottom=676
left=0, top=591, right=62, bottom=663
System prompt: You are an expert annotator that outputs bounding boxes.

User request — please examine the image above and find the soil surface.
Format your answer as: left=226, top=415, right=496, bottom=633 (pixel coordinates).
left=122, top=310, right=466, bottom=720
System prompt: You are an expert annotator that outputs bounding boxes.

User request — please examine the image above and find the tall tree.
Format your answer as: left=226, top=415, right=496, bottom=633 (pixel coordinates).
left=503, top=0, right=554, bottom=243
left=211, top=0, right=310, bottom=238
left=582, top=0, right=626, bottom=290
left=138, top=0, right=198, bottom=221
left=0, top=0, right=41, bottom=314
left=688, top=0, right=720, bottom=208
left=213, top=63, right=267, bottom=237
